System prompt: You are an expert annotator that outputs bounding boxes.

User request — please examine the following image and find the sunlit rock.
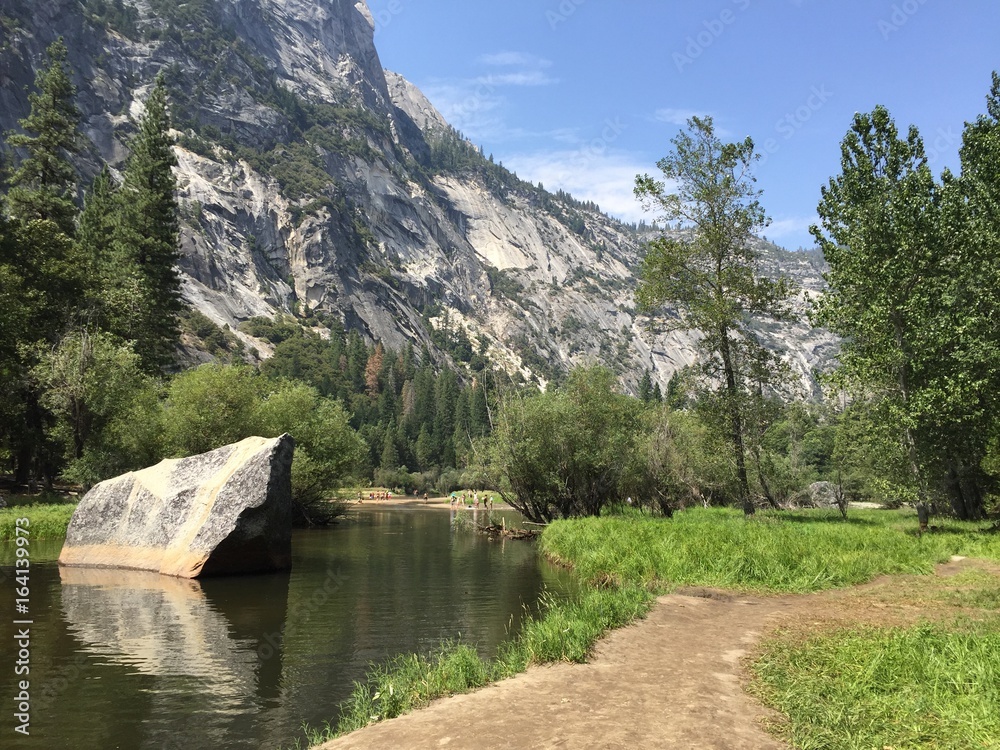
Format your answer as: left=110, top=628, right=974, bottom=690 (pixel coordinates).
left=59, top=435, right=295, bottom=578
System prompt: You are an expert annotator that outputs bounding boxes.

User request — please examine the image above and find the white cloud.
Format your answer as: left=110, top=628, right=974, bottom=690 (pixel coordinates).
left=654, top=107, right=711, bottom=126
left=766, top=215, right=818, bottom=239
left=478, top=51, right=552, bottom=68
left=478, top=71, right=557, bottom=87
left=505, top=149, right=653, bottom=223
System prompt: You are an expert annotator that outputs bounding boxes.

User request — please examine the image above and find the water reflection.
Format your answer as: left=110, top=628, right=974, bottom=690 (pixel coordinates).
left=0, top=508, right=574, bottom=749
left=59, top=567, right=289, bottom=748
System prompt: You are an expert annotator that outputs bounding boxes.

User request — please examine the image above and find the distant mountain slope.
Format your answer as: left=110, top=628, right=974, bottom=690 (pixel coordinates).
left=0, top=0, right=834, bottom=391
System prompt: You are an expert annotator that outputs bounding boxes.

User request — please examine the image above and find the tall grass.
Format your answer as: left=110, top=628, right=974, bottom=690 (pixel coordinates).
left=751, top=619, right=1000, bottom=750
left=0, top=503, right=76, bottom=540
left=541, top=507, right=1000, bottom=592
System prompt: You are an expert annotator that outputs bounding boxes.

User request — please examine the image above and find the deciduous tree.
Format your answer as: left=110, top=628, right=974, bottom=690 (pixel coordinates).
left=635, top=116, right=793, bottom=515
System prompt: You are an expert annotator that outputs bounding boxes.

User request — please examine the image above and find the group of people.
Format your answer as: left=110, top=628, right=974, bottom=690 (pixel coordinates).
left=450, top=490, right=494, bottom=510
left=358, top=490, right=394, bottom=503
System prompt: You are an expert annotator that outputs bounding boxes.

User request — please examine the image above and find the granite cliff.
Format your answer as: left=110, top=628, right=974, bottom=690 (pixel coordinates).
left=0, top=0, right=834, bottom=391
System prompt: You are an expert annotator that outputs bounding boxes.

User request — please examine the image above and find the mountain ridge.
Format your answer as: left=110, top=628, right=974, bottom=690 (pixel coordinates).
left=0, top=0, right=834, bottom=392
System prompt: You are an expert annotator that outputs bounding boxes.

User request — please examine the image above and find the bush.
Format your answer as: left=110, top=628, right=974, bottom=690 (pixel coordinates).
left=479, top=366, right=646, bottom=522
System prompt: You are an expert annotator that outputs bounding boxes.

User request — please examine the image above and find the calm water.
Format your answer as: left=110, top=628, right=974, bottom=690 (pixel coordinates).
left=0, top=507, right=574, bottom=749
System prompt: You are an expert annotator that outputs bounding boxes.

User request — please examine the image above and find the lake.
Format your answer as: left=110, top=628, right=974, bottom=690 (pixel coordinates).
left=0, top=506, right=574, bottom=749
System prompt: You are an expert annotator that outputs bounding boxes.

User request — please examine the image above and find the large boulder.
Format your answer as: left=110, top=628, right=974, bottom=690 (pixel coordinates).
left=59, top=435, right=295, bottom=578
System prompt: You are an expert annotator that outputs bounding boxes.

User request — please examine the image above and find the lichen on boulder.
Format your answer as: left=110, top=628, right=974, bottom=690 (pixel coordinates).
left=59, top=435, right=294, bottom=578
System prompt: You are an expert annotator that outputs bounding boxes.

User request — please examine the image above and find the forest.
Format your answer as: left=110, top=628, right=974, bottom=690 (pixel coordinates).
left=2, top=39, right=999, bottom=529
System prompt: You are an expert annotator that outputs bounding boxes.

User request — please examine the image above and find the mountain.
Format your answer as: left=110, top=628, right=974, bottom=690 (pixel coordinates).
left=0, top=0, right=834, bottom=392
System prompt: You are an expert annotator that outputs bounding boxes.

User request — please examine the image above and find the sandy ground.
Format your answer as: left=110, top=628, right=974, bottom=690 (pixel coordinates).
left=318, top=589, right=795, bottom=750
left=349, top=496, right=513, bottom=512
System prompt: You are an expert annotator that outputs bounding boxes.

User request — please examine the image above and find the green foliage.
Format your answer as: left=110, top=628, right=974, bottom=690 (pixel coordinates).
left=255, top=381, right=365, bottom=522
left=481, top=366, right=646, bottom=522
left=812, top=89, right=1000, bottom=520
left=178, top=309, right=244, bottom=359
left=752, top=619, right=1000, bottom=750
left=162, top=364, right=262, bottom=456
left=83, top=0, right=140, bottom=37
left=110, top=75, right=182, bottom=371
left=33, top=329, right=163, bottom=488
left=162, top=365, right=363, bottom=523
left=636, top=116, right=795, bottom=513
left=6, top=38, right=80, bottom=234
left=0, top=503, right=76, bottom=540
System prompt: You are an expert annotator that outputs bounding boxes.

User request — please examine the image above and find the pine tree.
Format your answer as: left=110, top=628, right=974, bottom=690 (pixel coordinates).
left=638, top=370, right=653, bottom=402
left=380, top=426, right=399, bottom=470
left=2, top=38, right=84, bottom=484
left=6, top=38, right=80, bottom=235
left=112, top=75, right=181, bottom=370
left=76, top=167, right=120, bottom=322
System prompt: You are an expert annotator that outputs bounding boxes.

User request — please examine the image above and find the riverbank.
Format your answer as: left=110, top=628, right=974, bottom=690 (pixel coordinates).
left=347, top=495, right=515, bottom=512
left=0, top=501, right=76, bottom=539
left=297, top=507, right=1000, bottom=749
left=316, top=556, right=1000, bottom=750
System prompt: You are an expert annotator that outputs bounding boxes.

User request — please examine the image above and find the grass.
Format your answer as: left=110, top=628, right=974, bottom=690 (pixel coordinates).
left=288, top=505, right=1000, bottom=748
left=0, top=502, right=76, bottom=540
left=751, top=617, right=1000, bottom=750
left=540, top=507, right=1000, bottom=592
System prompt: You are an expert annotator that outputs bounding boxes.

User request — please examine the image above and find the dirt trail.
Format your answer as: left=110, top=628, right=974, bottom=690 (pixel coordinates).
left=318, top=590, right=797, bottom=750
left=317, top=559, right=995, bottom=750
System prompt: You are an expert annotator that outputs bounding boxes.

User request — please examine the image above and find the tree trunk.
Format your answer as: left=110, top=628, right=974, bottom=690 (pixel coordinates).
left=946, top=459, right=985, bottom=521
left=719, top=330, right=753, bottom=515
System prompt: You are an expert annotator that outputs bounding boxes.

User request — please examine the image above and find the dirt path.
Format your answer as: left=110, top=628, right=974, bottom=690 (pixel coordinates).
left=317, top=559, right=996, bottom=750
left=318, top=590, right=797, bottom=750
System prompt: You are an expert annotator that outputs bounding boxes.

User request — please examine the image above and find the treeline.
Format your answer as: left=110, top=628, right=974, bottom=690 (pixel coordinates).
left=246, top=315, right=496, bottom=493
left=0, top=41, right=181, bottom=486
left=0, top=41, right=499, bottom=512
left=478, top=366, right=839, bottom=523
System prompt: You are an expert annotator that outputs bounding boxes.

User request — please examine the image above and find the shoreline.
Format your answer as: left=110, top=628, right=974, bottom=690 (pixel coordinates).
left=345, top=496, right=515, bottom=512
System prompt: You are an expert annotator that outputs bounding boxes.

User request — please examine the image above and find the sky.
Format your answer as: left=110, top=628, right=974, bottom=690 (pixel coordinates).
left=366, top=0, right=1000, bottom=251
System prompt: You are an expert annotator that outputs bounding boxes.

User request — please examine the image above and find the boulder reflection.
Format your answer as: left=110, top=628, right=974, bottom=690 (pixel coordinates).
left=59, top=567, right=289, bottom=707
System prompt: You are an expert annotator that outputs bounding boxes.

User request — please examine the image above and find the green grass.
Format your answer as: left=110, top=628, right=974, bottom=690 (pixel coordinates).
left=0, top=502, right=76, bottom=540
left=540, top=507, right=1000, bottom=592
left=751, top=618, right=1000, bottom=750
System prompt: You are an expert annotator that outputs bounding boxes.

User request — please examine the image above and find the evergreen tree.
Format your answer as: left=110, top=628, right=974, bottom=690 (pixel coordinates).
left=112, top=75, right=181, bottom=370
left=380, top=425, right=399, bottom=470
left=2, top=38, right=85, bottom=483
left=6, top=38, right=80, bottom=235
left=638, top=370, right=653, bottom=402
left=76, top=166, right=119, bottom=321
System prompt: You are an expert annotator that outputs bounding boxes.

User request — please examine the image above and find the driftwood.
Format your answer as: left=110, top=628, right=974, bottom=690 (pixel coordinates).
left=475, top=520, right=540, bottom=541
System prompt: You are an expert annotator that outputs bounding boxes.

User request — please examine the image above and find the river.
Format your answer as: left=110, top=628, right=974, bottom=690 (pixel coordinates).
left=0, top=506, right=574, bottom=749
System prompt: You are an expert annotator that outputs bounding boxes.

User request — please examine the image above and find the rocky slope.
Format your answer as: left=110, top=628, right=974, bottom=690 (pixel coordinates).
left=0, top=0, right=834, bottom=392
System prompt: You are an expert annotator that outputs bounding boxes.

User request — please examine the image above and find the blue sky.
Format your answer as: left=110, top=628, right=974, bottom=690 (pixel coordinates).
left=367, top=0, right=1000, bottom=250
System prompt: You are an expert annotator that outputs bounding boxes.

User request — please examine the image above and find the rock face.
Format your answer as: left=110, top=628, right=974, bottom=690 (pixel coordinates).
left=59, top=435, right=295, bottom=578
left=0, top=0, right=835, bottom=391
